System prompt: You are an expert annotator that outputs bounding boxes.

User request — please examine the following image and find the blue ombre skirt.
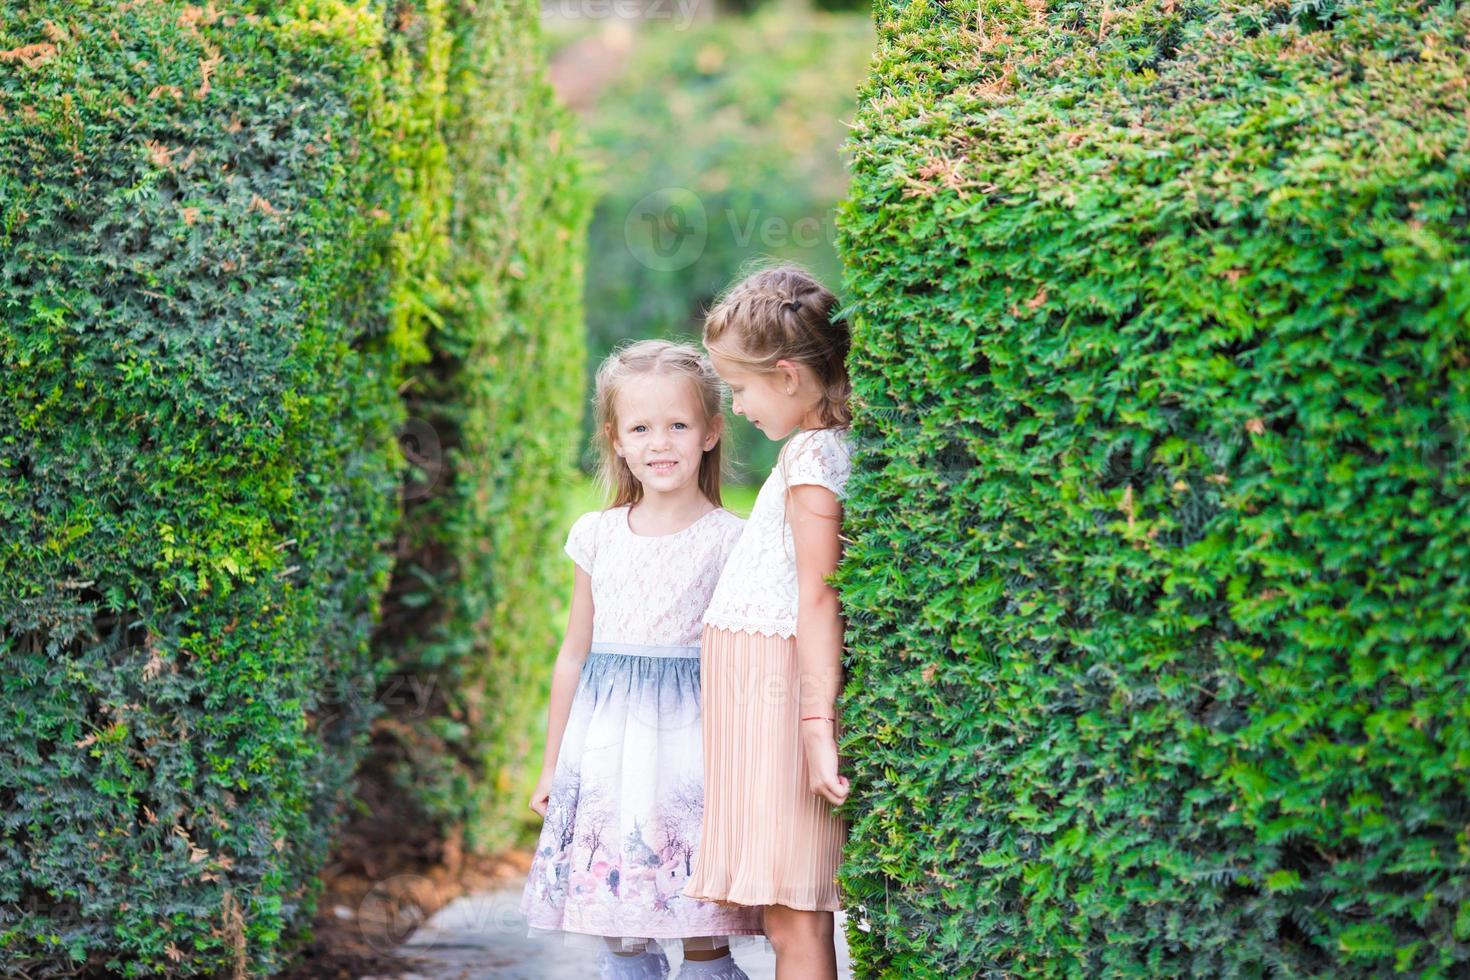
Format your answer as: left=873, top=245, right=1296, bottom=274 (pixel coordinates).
left=519, top=641, right=764, bottom=950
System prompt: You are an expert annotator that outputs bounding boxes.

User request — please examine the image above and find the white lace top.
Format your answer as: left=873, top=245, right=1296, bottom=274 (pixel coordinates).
left=703, top=426, right=854, bottom=639
left=565, top=504, right=746, bottom=648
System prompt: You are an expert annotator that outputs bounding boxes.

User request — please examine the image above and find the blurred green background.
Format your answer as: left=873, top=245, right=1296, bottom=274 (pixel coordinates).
left=541, top=0, right=875, bottom=487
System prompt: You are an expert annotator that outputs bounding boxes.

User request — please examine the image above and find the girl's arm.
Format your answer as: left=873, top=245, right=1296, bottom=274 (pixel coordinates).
left=529, top=564, right=595, bottom=816
left=790, top=482, right=851, bottom=807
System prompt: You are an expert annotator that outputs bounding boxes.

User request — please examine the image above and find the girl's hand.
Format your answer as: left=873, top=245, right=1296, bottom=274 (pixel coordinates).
left=800, top=720, right=850, bottom=806
left=528, top=770, right=553, bottom=818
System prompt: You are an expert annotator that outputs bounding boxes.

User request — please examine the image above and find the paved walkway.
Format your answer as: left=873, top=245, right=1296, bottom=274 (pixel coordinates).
left=367, top=877, right=852, bottom=979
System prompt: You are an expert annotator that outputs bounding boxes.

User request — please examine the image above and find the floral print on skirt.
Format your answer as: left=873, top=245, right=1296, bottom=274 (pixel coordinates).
left=519, top=641, right=764, bottom=946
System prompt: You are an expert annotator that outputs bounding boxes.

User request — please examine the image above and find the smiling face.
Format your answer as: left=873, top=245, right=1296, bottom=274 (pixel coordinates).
left=608, top=372, right=721, bottom=494
left=708, top=353, right=807, bottom=442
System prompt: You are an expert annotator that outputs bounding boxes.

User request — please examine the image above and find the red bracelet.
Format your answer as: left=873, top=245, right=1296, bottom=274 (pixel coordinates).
left=801, top=716, right=836, bottom=722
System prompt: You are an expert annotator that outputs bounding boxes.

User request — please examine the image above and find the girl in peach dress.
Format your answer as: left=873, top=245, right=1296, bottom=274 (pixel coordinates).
left=684, top=264, right=854, bottom=980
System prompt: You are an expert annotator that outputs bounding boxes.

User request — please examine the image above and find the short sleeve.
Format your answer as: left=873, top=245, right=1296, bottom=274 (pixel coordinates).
left=564, top=511, right=598, bottom=573
left=782, top=427, right=852, bottom=498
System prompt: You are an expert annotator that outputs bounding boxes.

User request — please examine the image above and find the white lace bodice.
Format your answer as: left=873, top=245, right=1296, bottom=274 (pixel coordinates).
left=702, top=426, right=853, bottom=639
left=565, top=504, right=746, bottom=647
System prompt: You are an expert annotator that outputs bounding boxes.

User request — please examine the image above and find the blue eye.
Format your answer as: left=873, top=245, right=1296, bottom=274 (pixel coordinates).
left=632, top=425, right=647, bottom=433
left=673, top=422, right=687, bottom=430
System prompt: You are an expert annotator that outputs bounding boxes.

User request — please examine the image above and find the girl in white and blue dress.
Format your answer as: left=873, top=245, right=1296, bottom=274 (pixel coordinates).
left=520, top=339, right=762, bottom=980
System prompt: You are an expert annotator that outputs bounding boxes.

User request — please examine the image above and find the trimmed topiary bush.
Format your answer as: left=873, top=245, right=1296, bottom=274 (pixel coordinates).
left=370, top=0, right=593, bottom=855
left=834, top=0, right=1470, bottom=975
left=1, top=5, right=401, bottom=974
left=0, top=0, right=587, bottom=973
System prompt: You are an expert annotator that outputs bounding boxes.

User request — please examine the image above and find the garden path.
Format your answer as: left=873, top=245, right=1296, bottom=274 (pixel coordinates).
left=365, top=876, right=853, bottom=979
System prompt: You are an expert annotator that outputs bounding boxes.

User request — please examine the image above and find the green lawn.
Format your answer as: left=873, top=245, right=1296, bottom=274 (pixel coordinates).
left=720, top=482, right=760, bottom=520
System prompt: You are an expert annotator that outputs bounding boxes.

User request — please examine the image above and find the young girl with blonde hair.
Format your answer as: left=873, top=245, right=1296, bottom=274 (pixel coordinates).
left=683, top=262, right=854, bottom=980
left=521, top=339, right=762, bottom=980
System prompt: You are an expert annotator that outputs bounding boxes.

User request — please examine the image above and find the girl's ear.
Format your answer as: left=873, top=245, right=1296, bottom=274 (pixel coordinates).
left=705, top=414, right=724, bottom=450
left=774, top=358, right=803, bottom=394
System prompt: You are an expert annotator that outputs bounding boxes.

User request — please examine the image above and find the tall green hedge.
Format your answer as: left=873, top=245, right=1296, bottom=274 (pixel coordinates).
left=368, top=0, right=591, bottom=855
left=0, top=0, right=586, bottom=974
left=834, top=0, right=1470, bottom=976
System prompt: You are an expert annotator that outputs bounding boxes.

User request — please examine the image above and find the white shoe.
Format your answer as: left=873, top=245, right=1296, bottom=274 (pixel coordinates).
left=599, top=945, right=672, bottom=980
left=674, top=952, right=749, bottom=980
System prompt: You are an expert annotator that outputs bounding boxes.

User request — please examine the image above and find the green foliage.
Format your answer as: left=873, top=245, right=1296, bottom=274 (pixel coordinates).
left=578, top=6, right=872, bottom=480
left=0, top=0, right=587, bottom=974
left=378, top=0, right=593, bottom=854
left=1, top=4, right=398, bottom=974
left=833, top=0, right=1470, bottom=975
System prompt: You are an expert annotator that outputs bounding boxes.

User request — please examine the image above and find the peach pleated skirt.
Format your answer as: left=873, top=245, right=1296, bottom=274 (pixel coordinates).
left=682, top=623, right=847, bottom=912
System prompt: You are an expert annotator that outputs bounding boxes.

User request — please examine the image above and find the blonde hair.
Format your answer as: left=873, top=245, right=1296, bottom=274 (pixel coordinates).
left=704, top=260, right=852, bottom=547
left=592, top=338, right=729, bottom=509
left=702, top=259, right=852, bottom=430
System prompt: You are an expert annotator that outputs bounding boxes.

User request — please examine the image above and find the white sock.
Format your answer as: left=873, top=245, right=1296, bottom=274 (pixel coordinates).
left=601, top=946, right=670, bottom=980
left=676, top=950, right=749, bottom=980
